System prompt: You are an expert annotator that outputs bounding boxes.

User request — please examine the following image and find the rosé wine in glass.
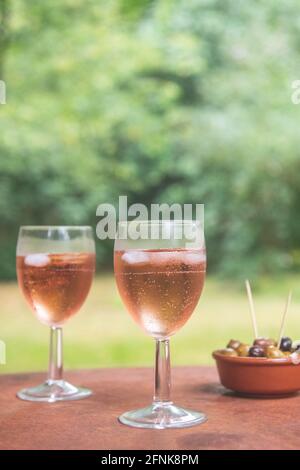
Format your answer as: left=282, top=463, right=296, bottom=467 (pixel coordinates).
left=114, top=248, right=206, bottom=338
left=114, top=220, right=207, bottom=429
left=17, top=252, right=95, bottom=327
left=16, top=226, right=95, bottom=403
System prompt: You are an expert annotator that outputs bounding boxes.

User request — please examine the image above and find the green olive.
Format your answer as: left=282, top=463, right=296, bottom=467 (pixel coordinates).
left=266, top=346, right=285, bottom=359
left=218, top=348, right=238, bottom=357
left=236, top=343, right=250, bottom=357
left=226, top=339, right=241, bottom=350
left=283, top=351, right=291, bottom=357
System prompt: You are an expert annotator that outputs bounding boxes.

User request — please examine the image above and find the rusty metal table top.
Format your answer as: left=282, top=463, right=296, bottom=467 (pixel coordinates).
left=0, top=366, right=298, bottom=450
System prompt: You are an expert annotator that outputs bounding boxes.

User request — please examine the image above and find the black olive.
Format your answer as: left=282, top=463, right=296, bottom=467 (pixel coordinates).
left=279, top=336, right=292, bottom=352
left=249, top=345, right=265, bottom=357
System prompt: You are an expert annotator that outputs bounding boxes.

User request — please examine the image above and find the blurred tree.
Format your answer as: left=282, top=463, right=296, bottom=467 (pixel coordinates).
left=1, top=0, right=300, bottom=279
left=0, top=0, right=9, bottom=78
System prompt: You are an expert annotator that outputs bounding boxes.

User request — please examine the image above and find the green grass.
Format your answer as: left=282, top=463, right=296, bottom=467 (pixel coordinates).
left=1, top=274, right=300, bottom=373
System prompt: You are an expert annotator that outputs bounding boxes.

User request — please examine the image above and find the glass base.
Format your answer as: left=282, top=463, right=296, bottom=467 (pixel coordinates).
left=119, top=401, right=207, bottom=429
left=17, top=379, right=92, bottom=403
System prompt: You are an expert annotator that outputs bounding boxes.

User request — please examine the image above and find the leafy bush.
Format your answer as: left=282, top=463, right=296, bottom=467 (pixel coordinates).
left=1, top=0, right=300, bottom=279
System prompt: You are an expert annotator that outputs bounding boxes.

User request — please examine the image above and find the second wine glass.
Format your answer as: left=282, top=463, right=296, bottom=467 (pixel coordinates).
left=114, top=220, right=206, bottom=429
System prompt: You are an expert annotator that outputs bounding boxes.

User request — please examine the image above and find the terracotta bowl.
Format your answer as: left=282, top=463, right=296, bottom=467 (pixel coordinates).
left=213, top=351, right=300, bottom=397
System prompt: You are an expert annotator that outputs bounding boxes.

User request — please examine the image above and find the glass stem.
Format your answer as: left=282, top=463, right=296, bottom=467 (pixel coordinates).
left=48, top=326, right=63, bottom=382
left=153, top=339, right=172, bottom=404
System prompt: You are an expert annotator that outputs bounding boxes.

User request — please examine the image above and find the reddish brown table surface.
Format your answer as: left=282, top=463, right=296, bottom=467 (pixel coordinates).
left=0, top=366, right=299, bottom=450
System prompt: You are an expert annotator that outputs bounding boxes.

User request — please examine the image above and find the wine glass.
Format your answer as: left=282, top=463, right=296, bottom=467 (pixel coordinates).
left=16, top=226, right=95, bottom=402
left=114, top=220, right=206, bottom=428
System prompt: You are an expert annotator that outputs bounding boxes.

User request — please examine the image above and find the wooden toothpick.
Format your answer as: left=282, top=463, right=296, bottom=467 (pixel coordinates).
left=245, top=279, right=258, bottom=339
left=277, top=291, right=292, bottom=347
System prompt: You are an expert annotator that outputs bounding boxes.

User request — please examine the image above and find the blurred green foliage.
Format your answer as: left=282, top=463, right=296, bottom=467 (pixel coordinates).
left=1, top=0, right=300, bottom=279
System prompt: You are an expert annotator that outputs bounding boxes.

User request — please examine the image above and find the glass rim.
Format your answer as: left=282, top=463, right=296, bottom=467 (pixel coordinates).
left=19, top=225, right=93, bottom=231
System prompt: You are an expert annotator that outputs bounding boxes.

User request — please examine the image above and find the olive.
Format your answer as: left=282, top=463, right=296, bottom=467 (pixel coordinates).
left=283, top=351, right=291, bottom=357
left=292, top=340, right=300, bottom=351
left=236, top=343, right=250, bottom=357
left=227, top=339, right=241, bottom=350
left=266, top=346, right=285, bottom=359
left=279, top=336, right=293, bottom=352
left=290, top=352, right=300, bottom=365
left=249, top=345, right=265, bottom=357
left=218, top=348, right=238, bottom=357
left=253, top=337, right=276, bottom=349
